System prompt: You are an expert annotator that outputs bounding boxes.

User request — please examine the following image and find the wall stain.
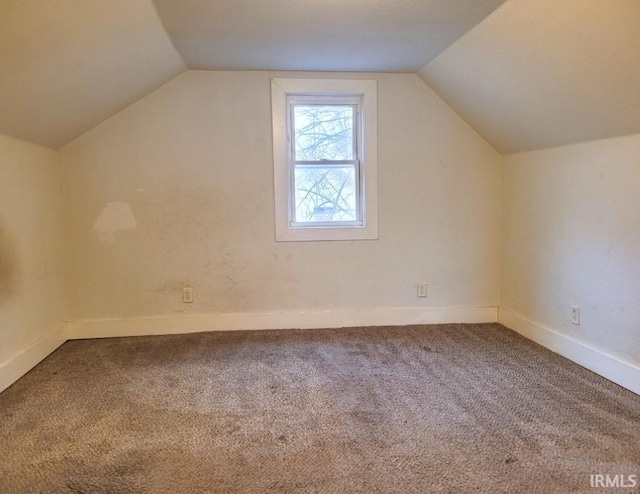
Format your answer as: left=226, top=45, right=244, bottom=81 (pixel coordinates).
left=93, top=202, right=136, bottom=244
left=0, top=224, right=19, bottom=304
left=146, top=280, right=191, bottom=294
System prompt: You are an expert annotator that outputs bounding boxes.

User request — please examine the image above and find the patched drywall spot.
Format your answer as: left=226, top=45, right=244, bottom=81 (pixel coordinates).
left=0, top=225, right=18, bottom=303
left=94, top=202, right=136, bottom=244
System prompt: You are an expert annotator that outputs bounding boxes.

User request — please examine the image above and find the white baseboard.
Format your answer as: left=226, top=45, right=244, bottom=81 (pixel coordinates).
left=67, top=305, right=498, bottom=340
left=499, top=307, right=640, bottom=396
left=0, top=323, right=68, bottom=394
left=7, top=308, right=637, bottom=398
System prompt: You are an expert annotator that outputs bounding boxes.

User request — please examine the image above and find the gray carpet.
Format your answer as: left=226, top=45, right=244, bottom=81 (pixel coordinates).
left=1, top=323, right=639, bottom=493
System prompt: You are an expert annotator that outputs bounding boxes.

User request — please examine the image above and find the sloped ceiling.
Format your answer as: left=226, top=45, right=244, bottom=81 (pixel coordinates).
left=1, top=0, right=638, bottom=153
left=418, top=0, right=640, bottom=154
left=0, top=0, right=185, bottom=149
left=152, top=0, right=506, bottom=72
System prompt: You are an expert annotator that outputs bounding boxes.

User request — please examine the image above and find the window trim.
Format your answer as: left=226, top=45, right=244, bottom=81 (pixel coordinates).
left=271, top=78, right=378, bottom=242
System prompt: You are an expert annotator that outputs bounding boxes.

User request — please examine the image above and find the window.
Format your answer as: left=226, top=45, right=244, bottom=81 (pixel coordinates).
left=271, top=78, right=378, bottom=241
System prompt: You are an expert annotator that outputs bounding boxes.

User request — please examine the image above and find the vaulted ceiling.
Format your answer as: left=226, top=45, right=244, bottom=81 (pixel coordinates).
left=152, top=0, right=505, bottom=72
left=1, top=0, right=639, bottom=154
left=418, top=0, right=640, bottom=154
left=0, top=0, right=185, bottom=149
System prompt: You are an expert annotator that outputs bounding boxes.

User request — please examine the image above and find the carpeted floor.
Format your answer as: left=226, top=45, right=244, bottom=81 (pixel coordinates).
left=1, top=323, right=639, bottom=493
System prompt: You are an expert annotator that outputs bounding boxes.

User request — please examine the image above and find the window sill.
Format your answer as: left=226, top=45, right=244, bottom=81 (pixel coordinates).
left=275, top=224, right=379, bottom=242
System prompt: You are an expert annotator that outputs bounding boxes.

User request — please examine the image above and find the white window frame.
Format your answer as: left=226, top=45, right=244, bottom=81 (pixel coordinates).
left=288, top=94, right=362, bottom=228
left=271, top=78, right=378, bottom=242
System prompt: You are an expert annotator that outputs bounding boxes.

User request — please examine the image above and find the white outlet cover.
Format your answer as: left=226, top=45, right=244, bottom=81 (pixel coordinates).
left=182, top=287, right=194, bottom=303
left=571, top=306, right=580, bottom=325
left=417, top=284, right=428, bottom=298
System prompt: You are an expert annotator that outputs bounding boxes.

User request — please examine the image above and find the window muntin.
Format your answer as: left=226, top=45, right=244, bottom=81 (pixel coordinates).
left=288, top=96, right=362, bottom=227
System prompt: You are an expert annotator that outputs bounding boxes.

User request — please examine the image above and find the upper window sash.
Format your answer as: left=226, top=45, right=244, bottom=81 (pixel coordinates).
left=287, top=95, right=362, bottom=165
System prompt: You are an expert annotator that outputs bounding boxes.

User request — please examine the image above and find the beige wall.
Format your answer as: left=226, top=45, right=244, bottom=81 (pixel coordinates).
left=60, top=71, right=502, bottom=322
left=3, top=68, right=637, bottom=390
left=502, top=134, right=640, bottom=366
left=0, top=135, right=65, bottom=367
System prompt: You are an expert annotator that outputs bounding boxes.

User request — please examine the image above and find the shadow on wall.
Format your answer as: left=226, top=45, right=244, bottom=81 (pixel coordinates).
left=0, top=224, right=18, bottom=304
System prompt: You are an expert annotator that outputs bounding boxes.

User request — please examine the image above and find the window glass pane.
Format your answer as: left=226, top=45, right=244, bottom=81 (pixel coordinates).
left=294, top=105, right=355, bottom=161
left=294, top=165, right=357, bottom=223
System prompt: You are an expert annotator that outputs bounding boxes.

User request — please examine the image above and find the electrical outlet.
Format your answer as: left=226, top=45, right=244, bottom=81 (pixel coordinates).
left=571, top=306, right=580, bottom=325
left=182, top=287, right=194, bottom=304
left=417, top=283, right=428, bottom=298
